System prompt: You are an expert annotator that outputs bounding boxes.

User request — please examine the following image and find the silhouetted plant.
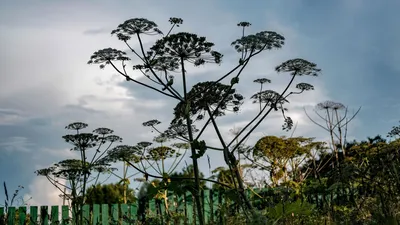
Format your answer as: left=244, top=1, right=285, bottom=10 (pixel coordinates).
left=0, top=182, right=31, bottom=225
left=89, top=17, right=321, bottom=224
left=35, top=122, right=121, bottom=225
left=304, top=100, right=361, bottom=165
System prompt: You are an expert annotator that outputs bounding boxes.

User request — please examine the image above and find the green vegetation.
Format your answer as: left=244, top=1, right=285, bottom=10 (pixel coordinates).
left=2, top=16, right=400, bottom=225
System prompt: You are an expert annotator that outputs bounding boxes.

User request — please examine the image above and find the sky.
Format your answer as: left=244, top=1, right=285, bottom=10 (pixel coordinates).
left=0, top=0, right=399, bottom=207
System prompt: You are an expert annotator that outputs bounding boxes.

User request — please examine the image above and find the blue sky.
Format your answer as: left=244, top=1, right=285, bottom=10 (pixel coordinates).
left=0, top=0, right=398, bottom=206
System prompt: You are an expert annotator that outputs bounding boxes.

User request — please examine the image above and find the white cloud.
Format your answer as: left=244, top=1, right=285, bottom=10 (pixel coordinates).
left=38, top=148, right=79, bottom=159
left=0, top=136, right=34, bottom=152
left=24, top=176, right=64, bottom=207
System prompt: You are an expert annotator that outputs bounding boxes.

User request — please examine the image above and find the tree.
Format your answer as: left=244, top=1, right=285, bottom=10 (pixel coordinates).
left=169, top=164, right=207, bottom=195
left=247, top=136, right=326, bottom=188
left=89, top=17, right=321, bottom=224
left=82, top=183, right=136, bottom=205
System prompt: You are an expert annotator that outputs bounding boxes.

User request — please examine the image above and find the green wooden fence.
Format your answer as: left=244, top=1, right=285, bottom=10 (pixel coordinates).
left=0, top=187, right=330, bottom=224
left=0, top=189, right=236, bottom=225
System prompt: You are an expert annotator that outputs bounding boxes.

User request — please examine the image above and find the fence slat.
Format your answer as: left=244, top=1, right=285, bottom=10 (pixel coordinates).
left=8, top=207, right=16, bottom=225
left=120, top=204, right=128, bottom=225
left=186, top=194, right=193, bottom=224
left=203, top=190, right=210, bottom=223
left=61, top=206, right=69, bottom=225
left=101, top=204, right=108, bottom=225
left=18, top=206, right=26, bottom=225
left=3, top=189, right=275, bottom=225
left=92, top=204, right=100, bottom=225
left=149, top=199, right=155, bottom=212
left=209, top=189, right=214, bottom=224
left=50, top=206, right=58, bottom=225
left=111, top=204, right=118, bottom=224
left=176, top=194, right=184, bottom=225
left=0, top=207, right=4, bottom=224
left=82, top=205, right=90, bottom=225
left=129, top=204, right=137, bottom=224
left=30, top=206, right=38, bottom=225
left=40, top=206, right=48, bottom=225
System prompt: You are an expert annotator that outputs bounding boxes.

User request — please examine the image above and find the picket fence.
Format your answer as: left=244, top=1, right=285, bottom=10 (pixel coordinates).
left=0, top=187, right=336, bottom=225
left=0, top=189, right=246, bottom=225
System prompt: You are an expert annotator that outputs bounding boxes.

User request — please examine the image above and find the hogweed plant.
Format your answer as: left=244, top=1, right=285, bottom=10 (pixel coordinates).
left=89, top=17, right=321, bottom=224
left=103, top=135, right=187, bottom=217
left=35, top=122, right=121, bottom=225
left=304, top=101, right=361, bottom=167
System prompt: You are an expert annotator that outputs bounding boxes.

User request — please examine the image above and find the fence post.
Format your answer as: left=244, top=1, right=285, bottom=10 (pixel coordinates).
left=30, top=206, right=38, bottom=225
left=19, top=206, right=27, bottom=225
left=50, top=206, right=58, bottom=225
left=101, top=204, right=109, bottom=225
left=92, top=204, right=100, bottom=225
left=8, top=207, right=15, bottom=225
left=0, top=207, right=4, bottom=225
left=111, top=204, right=118, bottom=224
left=40, top=206, right=48, bottom=225
left=129, top=204, right=137, bottom=223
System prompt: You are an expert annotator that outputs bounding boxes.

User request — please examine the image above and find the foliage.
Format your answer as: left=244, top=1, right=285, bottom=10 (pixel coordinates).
left=80, top=182, right=136, bottom=205
left=168, top=165, right=206, bottom=195
left=11, top=10, right=400, bottom=225
left=23, top=119, right=400, bottom=224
